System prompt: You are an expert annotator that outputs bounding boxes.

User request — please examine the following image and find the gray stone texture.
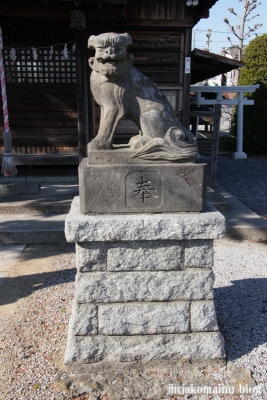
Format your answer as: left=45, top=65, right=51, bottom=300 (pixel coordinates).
left=65, top=197, right=226, bottom=243
left=107, top=242, right=183, bottom=271
left=76, top=270, right=214, bottom=303
left=191, top=300, right=219, bottom=332
left=98, top=302, right=190, bottom=335
left=64, top=198, right=226, bottom=364
left=79, top=158, right=206, bottom=214
left=70, top=303, right=98, bottom=336
left=76, top=241, right=184, bottom=272
left=86, top=150, right=192, bottom=166
left=185, top=239, right=214, bottom=268
left=64, top=332, right=225, bottom=364
left=76, top=243, right=106, bottom=272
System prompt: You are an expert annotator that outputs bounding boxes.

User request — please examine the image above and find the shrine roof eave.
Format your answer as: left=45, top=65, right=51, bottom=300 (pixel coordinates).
left=191, top=48, right=244, bottom=85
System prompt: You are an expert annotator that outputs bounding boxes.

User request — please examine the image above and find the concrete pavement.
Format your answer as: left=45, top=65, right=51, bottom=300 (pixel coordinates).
left=211, top=184, right=267, bottom=240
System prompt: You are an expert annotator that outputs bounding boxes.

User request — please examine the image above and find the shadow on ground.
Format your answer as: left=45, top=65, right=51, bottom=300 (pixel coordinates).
left=0, top=268, right=76, bottom=307
left=214, top=278, right=267, bottom=361
left=0, top=243, right=76, bottom=308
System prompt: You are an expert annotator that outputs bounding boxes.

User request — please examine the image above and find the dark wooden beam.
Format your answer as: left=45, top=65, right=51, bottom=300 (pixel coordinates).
left=210, top=103, right=221, bottom=184
left=56, top=0, right=128, bottom=3
left=0, top=1, right=126, bottom=20
left=70, top=10, right=89, bottom=161
left=126, top=20, right=194, bottom=28
left=75, top=29, right=89, bottom=161
left=182, top=27, right=192, bottom=129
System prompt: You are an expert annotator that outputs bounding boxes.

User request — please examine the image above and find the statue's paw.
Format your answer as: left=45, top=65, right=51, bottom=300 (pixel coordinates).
left=88, top=138, right=111, bottom=150
left=129, top=135, right=149, bottom=150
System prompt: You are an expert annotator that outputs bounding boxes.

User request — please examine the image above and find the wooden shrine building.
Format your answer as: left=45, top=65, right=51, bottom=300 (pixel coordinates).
left=0, top=0, right=225, bottom=166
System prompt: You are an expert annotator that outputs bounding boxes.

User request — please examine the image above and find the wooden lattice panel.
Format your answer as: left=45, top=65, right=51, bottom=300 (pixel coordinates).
left=3, top=28, right=76, bottom=84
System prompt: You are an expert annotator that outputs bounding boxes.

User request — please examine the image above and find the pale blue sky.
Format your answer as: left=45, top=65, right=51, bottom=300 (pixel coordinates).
left=194, top=0, right=266, bottom=54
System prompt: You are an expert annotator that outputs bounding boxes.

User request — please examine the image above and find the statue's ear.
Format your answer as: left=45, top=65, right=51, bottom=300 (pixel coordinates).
left=123, top=32, right=133, bottom=47
left=88, top=35, right=96, bottom=49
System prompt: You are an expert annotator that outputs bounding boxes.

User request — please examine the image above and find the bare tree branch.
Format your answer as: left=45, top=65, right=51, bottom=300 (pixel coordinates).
left=223, top=0, right=262, bottom=63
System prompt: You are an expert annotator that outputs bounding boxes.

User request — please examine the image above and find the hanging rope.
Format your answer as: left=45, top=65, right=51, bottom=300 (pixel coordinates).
left=0, top=26, right=17, bottom=176
left=2, top=40, right=75, bottom=51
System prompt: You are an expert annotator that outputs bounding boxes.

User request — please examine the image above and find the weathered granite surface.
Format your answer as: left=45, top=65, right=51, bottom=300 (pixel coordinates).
left=98, top=302, right=190, bottom=335
left=184, top=239, right=214, bottom=268
left=76, top=240, right=214, bottom=272
left=65, top=197, right=226, bottom=242
left=76, top=243, right=107, bottom=272
left=107, top=242, right=183, bottom=271
left=79, top=157, right=206, bottom=213
left=69, top=300, right=219, bottom=337
left=70, top=303, right=98, bottom=336
left=77, top=242, right=184, bottom=272
left=65, top=199, right=226, bottom=364
left=191, top=300, right=219, bottom=332
left=75, top=270, right=214, bottom=303
left=65, top=332, right=225, bottom=363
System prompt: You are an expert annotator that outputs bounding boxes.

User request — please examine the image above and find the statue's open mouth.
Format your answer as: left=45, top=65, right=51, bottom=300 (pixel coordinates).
left=98, top=57, right=125, bottom=65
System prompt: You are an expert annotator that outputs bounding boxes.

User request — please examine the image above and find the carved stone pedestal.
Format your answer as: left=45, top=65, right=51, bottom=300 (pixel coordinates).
left=64, top=197, right=226, bottom=364
left=79, top=150, right=206, bottom=214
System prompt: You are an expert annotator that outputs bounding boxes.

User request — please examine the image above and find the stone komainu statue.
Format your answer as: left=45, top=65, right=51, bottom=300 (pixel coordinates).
left=88, top=32, right=198, bottom=162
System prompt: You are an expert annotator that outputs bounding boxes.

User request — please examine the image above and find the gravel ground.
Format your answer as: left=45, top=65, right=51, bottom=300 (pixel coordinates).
left=0, top=244, right=26, bottom=285
left=201, top=155, right=267, bottom=219
left=214, top=239, right=267, bottom=400
left=0, top=244, right=76, bottom=400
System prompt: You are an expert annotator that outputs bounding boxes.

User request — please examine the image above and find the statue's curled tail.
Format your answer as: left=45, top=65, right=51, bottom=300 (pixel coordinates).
left=130, top=127, right=198, bottom=163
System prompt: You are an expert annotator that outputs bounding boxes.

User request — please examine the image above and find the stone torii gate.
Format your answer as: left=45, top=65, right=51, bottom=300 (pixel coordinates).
left=190, top=84, right=260, bottom=183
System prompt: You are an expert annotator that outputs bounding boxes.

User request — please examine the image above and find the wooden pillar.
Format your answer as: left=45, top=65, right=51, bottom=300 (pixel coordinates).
left=182, top=27, right=192, bottom=129
left=71, top=10, right=89, bottom=162
left=210, top=103, right=221, bottom=185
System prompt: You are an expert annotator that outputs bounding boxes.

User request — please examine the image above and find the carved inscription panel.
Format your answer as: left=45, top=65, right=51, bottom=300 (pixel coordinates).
left=125, top=172, right=163, bottom=209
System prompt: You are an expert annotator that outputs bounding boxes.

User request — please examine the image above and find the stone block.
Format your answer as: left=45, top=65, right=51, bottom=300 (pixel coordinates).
left=64, top=332, right=225, bottom=363
left=70, top=303, right=98, bottom=336
left=76, top=243, right=106, bottom=272
left=79, top=158, right=206, bottom=213
left=191, top=300, right=219, bottom=332
left=65, top=197, right=226, bottom=243
left=107, top=242, right=183, bottom=271
left=184, top=240, right=214, bottom=268
left=76, top=270, right=214, bottom=303
left=98, top=302, right=190, bottom=335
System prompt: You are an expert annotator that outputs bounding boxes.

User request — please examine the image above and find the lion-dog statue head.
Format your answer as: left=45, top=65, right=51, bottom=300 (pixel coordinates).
left=88, top=32, right=133, bottom=78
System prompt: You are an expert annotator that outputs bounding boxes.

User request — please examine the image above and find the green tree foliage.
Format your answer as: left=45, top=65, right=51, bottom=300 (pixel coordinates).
left=237, top=34, right=267, bottom=153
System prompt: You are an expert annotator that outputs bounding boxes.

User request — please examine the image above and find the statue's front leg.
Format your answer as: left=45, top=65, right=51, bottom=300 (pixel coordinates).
left=89, top=105, right=123, bottom=150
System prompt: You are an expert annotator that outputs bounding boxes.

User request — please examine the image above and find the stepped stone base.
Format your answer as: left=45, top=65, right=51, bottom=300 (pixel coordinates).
left=65, top=332, right=225, bottom=364
left=64, top=198, right=226, bottom=364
